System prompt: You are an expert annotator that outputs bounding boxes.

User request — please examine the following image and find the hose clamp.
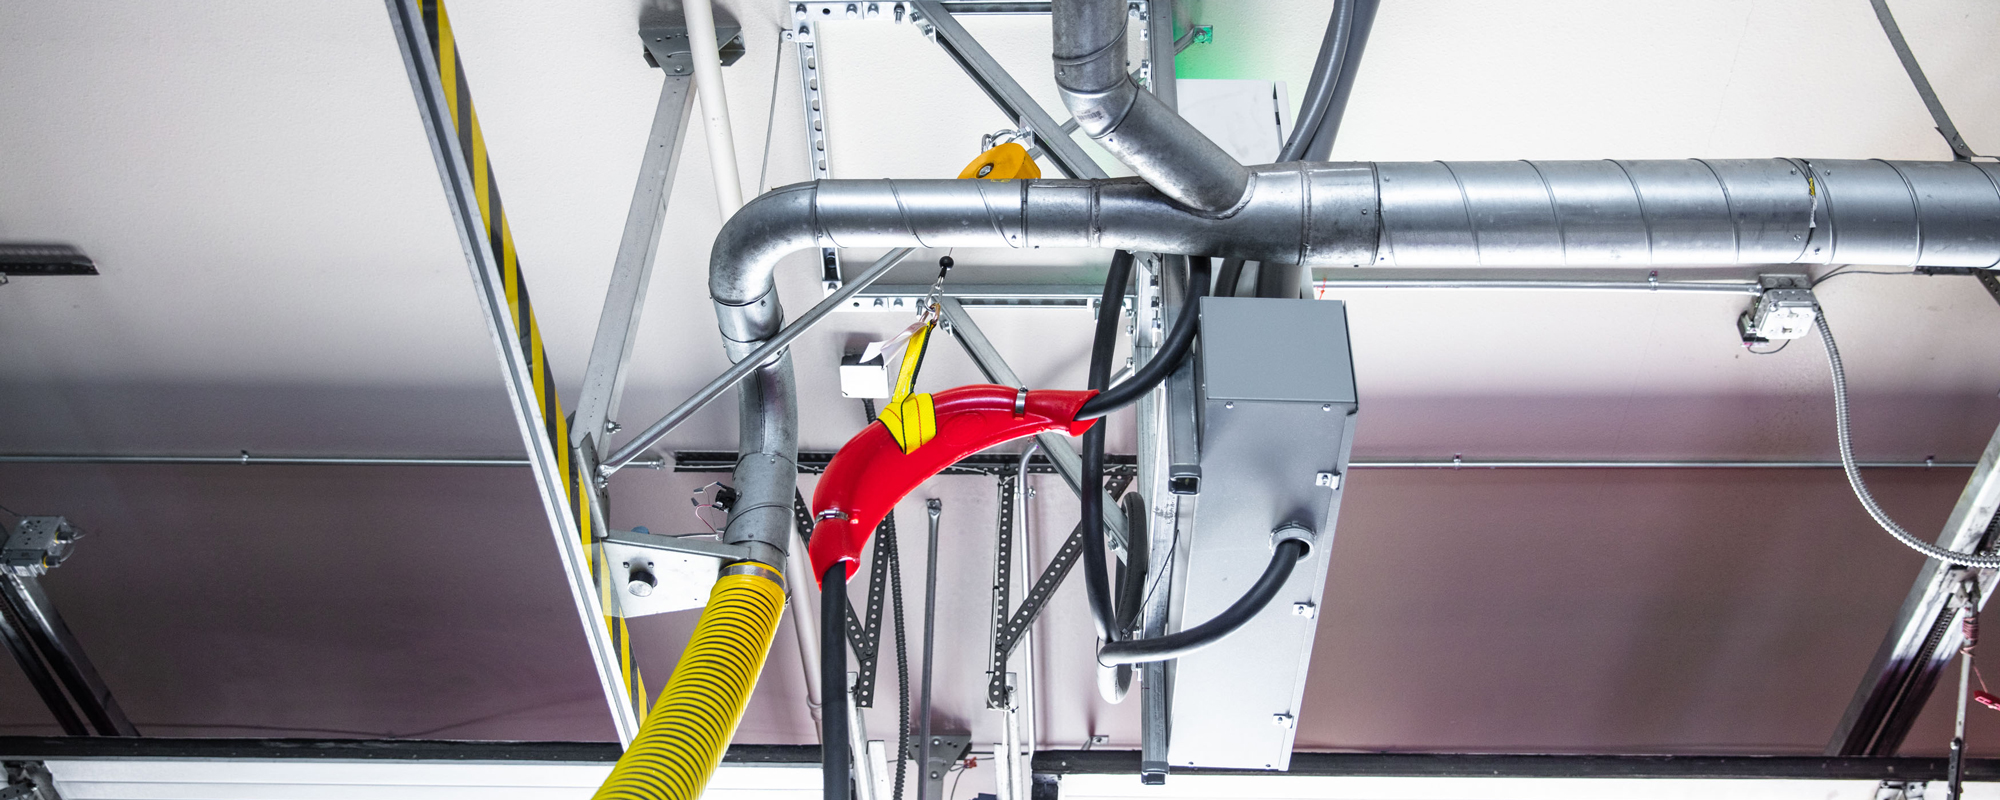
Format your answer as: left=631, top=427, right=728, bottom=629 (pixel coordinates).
left=722, top=561, right=784, bottom=585
left=815, top=509, right=850, bottom=521
left=1271, top=523, right=1316, bottom=555
left=1014, top=386, right=1029, bottom=417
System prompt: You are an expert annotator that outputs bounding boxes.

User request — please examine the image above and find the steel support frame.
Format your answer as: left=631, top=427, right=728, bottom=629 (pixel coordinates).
left=0, top=575, right=136, bottom=737
left=1136, top=8, right=1185, bottom=781
left=570, top=76, right=698, bottom=452
left=787, top=0, right=1109, bottom=292
left=1830, top=423, right=2000, bottom=756
left=382, top=0, right=643, bottom=741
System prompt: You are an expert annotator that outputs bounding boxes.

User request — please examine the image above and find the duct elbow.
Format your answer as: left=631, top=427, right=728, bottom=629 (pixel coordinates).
left=710, top=183, right=819, bottom=356
left=1052, top=0, right=1249, bottom=215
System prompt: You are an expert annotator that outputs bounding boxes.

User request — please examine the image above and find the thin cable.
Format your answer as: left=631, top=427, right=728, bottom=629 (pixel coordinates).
left=0, top=502, right=21, bottom=519
left=1819, top=314, right=2000, bottom=568
left=1813, top=266, right=1916, bottom=287
left=755, top=30, right=786, bottom=195
left=1746, top=339, right=1791, bottom=356
left=1097, top=539, right=1311, bottom=665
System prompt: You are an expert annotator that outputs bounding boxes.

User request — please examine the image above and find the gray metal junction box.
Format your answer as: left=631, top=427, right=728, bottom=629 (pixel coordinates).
left=1168, top=297, right=1357, bottom=771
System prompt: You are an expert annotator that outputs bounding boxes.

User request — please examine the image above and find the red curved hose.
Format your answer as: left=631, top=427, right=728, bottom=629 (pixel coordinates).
left=808, top=385, right=1096, bottom=584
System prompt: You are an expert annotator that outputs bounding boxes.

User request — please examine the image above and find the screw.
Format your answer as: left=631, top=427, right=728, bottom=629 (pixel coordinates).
left=1224, top=401, right=1234, bottom=409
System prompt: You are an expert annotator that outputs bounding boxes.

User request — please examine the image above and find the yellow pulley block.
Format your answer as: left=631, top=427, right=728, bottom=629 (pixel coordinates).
left=958, top=142, right=1041, bottom=181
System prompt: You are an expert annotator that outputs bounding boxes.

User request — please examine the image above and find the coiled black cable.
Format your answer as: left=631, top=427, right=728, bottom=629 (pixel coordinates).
left=1097, top=538, right=1311, bottom=665
left=1077, top=251, right=1136, bottom=640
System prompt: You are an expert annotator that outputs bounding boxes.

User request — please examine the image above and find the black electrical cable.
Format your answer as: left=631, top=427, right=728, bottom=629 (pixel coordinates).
left=1075, top=256, right=1211, bottom=420
left=821, top=562, right=851, bottom=800
left=1077, top=250, right=1135, bottom=641
left=1212, top=258, right=1242, bottom=298
left=1276, top=0, right=1355, bottom=163
left=1097, top=538, right=1311, bottom=666
left=1113, top=493, right=1148, bottom=637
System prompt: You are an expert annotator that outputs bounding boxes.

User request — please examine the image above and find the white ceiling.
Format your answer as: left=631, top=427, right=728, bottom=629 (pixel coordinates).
left=4, top=0, right=2000, bottom=784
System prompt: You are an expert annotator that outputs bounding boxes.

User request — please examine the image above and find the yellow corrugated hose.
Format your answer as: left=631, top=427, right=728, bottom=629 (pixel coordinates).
left=594, top=565, right=787, bottom=800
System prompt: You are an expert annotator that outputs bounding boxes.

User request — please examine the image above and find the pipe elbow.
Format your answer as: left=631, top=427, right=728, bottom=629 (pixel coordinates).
left=710, top=183, right=819, bottom=353
left=1051, top=0, right=1249, bottom=214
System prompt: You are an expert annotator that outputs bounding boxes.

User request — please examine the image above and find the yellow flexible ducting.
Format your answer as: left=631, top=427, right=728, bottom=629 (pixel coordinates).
left=594, top=564, right=787, bottom=800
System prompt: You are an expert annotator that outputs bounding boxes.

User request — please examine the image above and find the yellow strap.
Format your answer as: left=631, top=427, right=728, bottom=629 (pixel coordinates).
left=875, top=392, right=937, bottom=454
left=891, top=321, right=933, bottom=404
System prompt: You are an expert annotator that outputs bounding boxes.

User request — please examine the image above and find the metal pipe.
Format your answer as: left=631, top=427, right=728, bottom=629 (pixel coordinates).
left=1351, top=459, right=1977, bottom=470
left=0, top=453, right=666, bottom=468
left=1050, top=0, right=1248, bottom=212
left=917, top=500, right=944, bottom=800
left=1314, top=278, right=1761, bottom=294
left=684, top=0, right=744, bottom=214
left=708, top=161, right=2000, bottom=311
left=604, top=247, right=915, bottom=471
left=1013, top=443, right=1041, bottom=798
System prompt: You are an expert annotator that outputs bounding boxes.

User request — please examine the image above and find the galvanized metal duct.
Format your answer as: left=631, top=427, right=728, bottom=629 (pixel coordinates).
left=713, top=159, right=2000, bottom=321
left=1050, top=0, right=1248, bottom=213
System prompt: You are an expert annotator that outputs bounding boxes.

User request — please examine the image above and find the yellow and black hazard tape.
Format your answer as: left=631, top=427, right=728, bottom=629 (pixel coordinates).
left=418, top=0, right=646, bottom=716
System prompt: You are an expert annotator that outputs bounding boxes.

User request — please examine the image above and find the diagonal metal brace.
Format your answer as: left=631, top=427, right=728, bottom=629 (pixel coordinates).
left=1868, top=0, right=1986, bottom=161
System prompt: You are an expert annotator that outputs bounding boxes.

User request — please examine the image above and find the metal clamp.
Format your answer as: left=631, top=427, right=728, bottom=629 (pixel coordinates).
left=599, top=528, right=755, bottom=562
left=1272, top=522, right=1316, bottom=554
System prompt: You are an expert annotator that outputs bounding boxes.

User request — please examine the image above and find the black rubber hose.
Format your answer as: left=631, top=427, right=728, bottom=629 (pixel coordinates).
left=1212, top=257, right=1242, bottom=298
left=1076, top=256, right=1211, bottom=420
left=1097, top=538, right=1311, bottom=666
left=1277, top=0, right=1355, bottom=162
left=1077, top=250, right=1135, bottom=641
left=821, top=562, right=850, bottom=800
left=1113, top=492, right=1148, bottom=637
left=1301, top=0, right=1379, bottom=161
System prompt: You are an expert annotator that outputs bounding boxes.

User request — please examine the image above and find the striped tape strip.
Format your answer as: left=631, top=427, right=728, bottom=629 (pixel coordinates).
left=419, top=0, right=645, bottom=716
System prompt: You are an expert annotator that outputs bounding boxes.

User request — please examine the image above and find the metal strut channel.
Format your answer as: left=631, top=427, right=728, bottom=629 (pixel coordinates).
left=984, top=473, right=1133, bottom=707
left=1829, top=423, right=2000, bottom=756
left=787, top=17, right=843, bottom=292
left=382, top=0, right=644, bottom=741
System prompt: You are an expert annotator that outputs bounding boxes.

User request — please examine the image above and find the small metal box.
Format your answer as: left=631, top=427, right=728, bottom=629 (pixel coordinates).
left=1167, top=297, right=1357, bottom=771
